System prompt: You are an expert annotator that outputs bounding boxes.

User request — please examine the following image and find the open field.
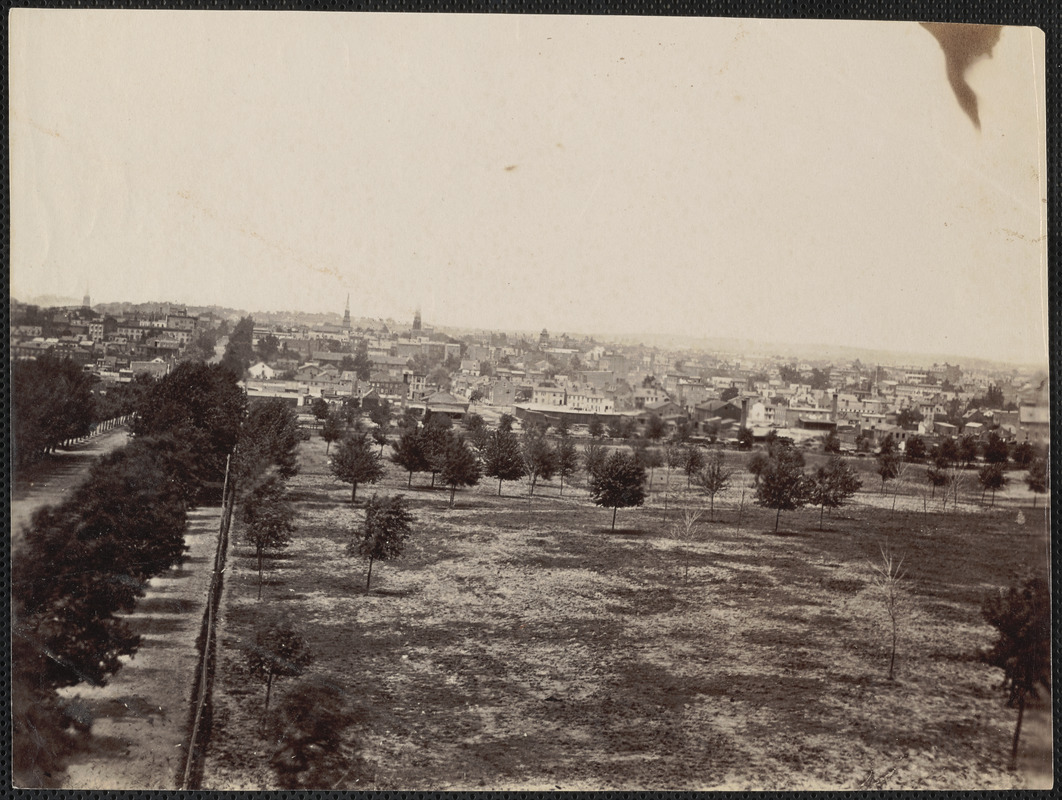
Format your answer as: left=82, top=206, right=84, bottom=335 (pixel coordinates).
left=204, top=432, right=1050, bottom=790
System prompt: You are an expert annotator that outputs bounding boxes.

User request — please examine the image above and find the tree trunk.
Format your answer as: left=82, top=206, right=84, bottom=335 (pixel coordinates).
left=408, top=471, right=413, bottom=488
left=264, top=671, right=274, bottom=712
left=775, top=506, right=781, bottom=532
left=611, top=506, right=618, bottom=531
left=1010, top=691, right=1026, bottom=770
left=710, top=494, right=715, bottom=522
left=326, top=441, right=331, bottom=454
left=257, top=545, right=264, bottom=600
left=365, top=556, right=374, bottom=591
left=820, top=504, right=825, bottom=530
left=888, top=616, right=897, bottom=680
left=431, top=472, right=436, bottom=488
left=498, top=477, right=503, bottom=496
left=449, top=484, right=456, bottom=508
left=352, top=482, right=358, bottom=503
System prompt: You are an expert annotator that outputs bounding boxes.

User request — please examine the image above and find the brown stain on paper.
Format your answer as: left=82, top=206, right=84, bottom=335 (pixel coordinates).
left=921, top=23, right=1003, bottom=130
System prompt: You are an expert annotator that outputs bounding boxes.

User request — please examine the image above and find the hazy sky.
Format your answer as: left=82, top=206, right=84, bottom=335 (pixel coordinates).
left=10, top=12, right=1047, bottom=365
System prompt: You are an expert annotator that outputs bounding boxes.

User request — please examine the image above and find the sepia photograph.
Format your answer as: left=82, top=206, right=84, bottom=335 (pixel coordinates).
left=9, top=9, right=1051, bottom=790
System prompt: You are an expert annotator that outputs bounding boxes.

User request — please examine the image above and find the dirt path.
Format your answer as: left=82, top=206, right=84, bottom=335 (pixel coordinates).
left=10, top=427, right=132, bottom=550
left=57, top=506, right=221, bottom=790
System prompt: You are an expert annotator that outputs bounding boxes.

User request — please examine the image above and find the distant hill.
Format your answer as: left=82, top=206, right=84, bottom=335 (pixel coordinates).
left=17, top=294, right=83, bottom=308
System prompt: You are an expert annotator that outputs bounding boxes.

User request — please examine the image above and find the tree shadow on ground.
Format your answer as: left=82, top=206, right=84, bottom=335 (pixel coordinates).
left=767, top=528, right=806, bottom=538
left=368, top=587, right=418, bottom=598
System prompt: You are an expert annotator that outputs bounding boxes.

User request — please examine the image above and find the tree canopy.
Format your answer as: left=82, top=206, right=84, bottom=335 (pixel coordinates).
left=331, top=431, right=384, bottom=502
left=13, top=354, right=96, bottom=467
left=351, top=494, right=415, bottom=590
left=755, top=446, right=810, bottom=531
left=482, top=428, right=525, bottom=495
left=588, top=451, right=647, bottom=530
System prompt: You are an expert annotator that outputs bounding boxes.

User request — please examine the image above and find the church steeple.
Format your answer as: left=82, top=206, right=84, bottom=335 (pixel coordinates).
left=342, top=294, right=351, bottom=330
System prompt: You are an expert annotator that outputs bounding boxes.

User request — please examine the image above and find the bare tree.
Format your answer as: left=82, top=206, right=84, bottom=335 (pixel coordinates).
left=691, top=447, right=733, bottom=521
left=672, top=503, right=703, bottom=583
left=870, top=543, right=906, bottom=681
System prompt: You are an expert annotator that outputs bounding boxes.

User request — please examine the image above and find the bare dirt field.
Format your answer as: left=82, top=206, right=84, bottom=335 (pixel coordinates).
left=203, top=433, right=1051, bottom=790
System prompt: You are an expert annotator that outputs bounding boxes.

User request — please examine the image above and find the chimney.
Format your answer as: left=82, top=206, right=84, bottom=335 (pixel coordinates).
left=831, top=392, right=838, bottom=422
left=740, top=397, right=749, bottom=429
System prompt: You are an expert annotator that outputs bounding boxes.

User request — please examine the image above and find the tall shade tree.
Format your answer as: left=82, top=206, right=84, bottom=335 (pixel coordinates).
left=12, top=354, right=96, bottom=467
left=222, top=315, right=256, bottom=378
left=246, top=624, right=313, bottom=712
left=242, top=476, right=297, bottom=599
left=14, top=444, right=189, bottom=689
left=391, top=428, right=429, bottom=487
left=588, top=451, right=647, bottom=531
left=481, top=428, right=525, bottom=495
left=755, top=447, right=810, bottom=532
left=331, top=431, right=384, bottom=502
left=809, top=455, right=862, bottom=529
left=351, top=494, right=415, bottom=590
left=692, top=447, right=733, bottom=521
left=982, top=576, right=1051, bottom=770
left=235, top=399, right=301, bottom=490
left=134, top=362, right=246, bottom=502
left=441, top=437, right=482, bottom=508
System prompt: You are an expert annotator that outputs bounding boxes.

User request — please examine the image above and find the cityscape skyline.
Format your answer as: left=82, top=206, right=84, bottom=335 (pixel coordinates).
left=10, top=13, right=1048, bottom=366
left=12, top=287, right=1049, bottom=374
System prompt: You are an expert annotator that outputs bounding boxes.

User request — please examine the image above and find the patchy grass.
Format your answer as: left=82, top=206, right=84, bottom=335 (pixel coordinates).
left=204, top=435, right=1051, bottom=790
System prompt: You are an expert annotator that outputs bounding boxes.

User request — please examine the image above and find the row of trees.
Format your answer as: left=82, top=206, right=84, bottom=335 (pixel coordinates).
left=11, top=354, right=154, bottom=468
left=747, top=440, right=864, bottom=531
left=12, top=362, right=249, bottom=786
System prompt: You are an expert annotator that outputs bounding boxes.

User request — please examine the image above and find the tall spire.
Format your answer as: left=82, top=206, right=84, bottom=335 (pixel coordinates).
left=343, top=293, right=351, bottom=330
